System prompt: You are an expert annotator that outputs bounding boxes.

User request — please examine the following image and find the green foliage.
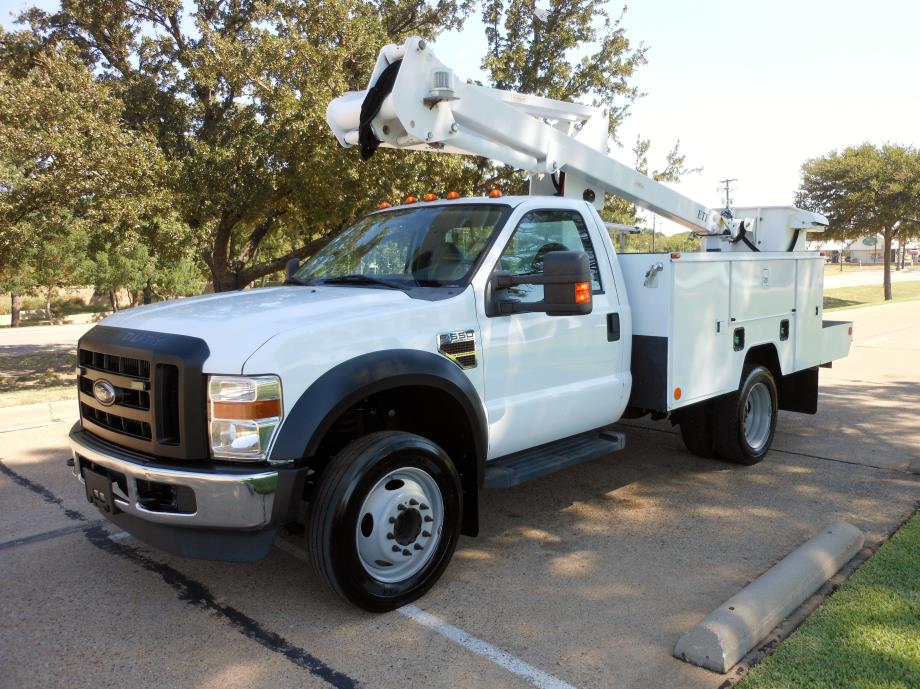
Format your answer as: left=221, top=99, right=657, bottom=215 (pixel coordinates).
left=11, top=0, right=479, bottom=291
left=797, top=143, right=920, bottom=299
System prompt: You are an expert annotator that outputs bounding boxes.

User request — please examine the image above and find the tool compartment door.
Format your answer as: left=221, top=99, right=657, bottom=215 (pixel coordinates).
left=794, top=257, right=825, bottom=369
left=670, top=259, right=732, bottom=406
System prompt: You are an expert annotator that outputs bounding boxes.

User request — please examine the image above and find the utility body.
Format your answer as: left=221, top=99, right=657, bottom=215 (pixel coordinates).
left=70, top=38, right=851, bottom=611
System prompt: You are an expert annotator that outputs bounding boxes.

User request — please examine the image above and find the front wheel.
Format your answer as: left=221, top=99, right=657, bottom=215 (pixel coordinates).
left=712, top=365, right=778, bottom=465
left=306, top=431, right=462, bottom=612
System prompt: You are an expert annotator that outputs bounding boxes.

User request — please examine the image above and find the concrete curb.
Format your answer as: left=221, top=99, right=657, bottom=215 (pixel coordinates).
left=0, top=399, right=79, bottom=432
left=674, top=522, right=865, bottom=673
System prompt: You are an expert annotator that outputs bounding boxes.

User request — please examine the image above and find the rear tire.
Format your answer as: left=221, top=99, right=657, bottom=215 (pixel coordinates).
left=677, top=400, right=716, bottom=458
left=712, top=365, right=778, bottom=465
left=306, top=431, right=462, bottom=612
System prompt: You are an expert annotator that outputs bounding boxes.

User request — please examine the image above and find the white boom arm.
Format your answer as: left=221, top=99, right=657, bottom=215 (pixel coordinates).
left=327, top=37, right=827, bottom=244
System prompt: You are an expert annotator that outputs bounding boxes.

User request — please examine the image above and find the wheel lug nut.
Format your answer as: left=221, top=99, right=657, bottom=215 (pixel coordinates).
left=386, top=532, right=394, bottom=539
left=392, top=545, right=400, bottom=552
left=424, top=515, right=433, bottom=522
left=388, top=517, right=396, bottom=523
left=420, top=503, right=429, bottom=510
left=409, top=498, right=418, bottom=506
left=422, top=530, right=431, bottom=538
left=397, top=504, right=406, bottom=511
left=414, top=543, right=423, bottom=550
left=402, top=549, right=411, bottom=556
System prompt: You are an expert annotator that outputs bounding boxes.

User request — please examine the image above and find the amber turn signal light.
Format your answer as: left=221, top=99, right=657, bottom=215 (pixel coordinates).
left=211, top=398, right=282, bottom=421
left=574, top=281, right=591, bottom=304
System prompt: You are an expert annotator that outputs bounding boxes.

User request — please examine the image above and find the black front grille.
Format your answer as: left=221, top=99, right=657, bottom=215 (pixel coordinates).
left=79, top=348, right=150, bottom=379
left=80, top=402, right=152, bottom=440
left=76, top=327, right=210, bottom=460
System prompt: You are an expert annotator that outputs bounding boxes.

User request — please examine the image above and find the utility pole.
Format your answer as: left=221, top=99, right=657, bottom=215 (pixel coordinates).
left=718, top=178, right=738, bottom=208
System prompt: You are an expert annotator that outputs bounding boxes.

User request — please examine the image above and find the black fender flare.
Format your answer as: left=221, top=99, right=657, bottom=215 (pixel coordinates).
left=270, top=348, right=488, bottom=484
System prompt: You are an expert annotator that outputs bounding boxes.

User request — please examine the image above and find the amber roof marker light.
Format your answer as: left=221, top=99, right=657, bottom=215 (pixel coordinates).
left=403, top=195, right=418, bottom=204
left=378, top=201, right=392, bottom=209
left=445, top=191, right=461, bottom=200
left=422, top=193, right=438, bottom=202
left=487, top=188, right=503, bottom=198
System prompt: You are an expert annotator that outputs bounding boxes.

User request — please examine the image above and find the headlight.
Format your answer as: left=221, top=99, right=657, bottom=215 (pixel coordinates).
left=208, top=375, right=283, bottom=461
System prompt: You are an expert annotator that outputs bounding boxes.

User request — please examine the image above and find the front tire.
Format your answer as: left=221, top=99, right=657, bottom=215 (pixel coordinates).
left=712, top=365, right=778, bottom=465
left=306, top=431, right=462, bottom=612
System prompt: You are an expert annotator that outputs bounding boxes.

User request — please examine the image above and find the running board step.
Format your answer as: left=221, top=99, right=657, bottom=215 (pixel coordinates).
left=484, top=430, right=626, bottom=489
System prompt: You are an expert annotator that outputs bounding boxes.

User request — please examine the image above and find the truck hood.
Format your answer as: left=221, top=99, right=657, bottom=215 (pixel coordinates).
left=99, top=286, right=415, bottom=373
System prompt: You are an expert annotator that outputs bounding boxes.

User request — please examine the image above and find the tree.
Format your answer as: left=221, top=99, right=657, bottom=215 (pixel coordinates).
left=797, top=143, right=920, bottom=300
left=19, top=0, right=476, bottom=291
left=0, top=28, right=183, bottom=318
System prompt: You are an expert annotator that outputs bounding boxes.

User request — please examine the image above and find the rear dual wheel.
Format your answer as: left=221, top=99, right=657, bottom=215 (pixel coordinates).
left=307, top=431, right=462, bottom=612
left=678, top=365, right=778, bottom=465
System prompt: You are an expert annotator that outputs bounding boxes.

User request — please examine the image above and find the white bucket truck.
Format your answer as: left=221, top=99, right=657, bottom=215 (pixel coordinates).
left=70, top=38, right=851, bottom=610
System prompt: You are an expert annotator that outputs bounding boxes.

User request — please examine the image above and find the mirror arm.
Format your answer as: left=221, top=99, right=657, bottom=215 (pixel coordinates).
left=494, top=272, right=591, bottom=289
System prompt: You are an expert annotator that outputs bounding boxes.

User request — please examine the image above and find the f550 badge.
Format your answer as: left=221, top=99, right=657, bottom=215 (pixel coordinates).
left=437, top=330, right=477, bottom=369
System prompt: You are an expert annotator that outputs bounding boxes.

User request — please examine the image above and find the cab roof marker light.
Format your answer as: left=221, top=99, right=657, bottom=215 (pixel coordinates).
left=487, top=188, right=502, bottom=198
left=445, top=191, right=461, bottom=199
left=422, top=193, right=438, bottom=202
left=378, top=201, right=392, bottom=209
left=404, top=195, right=418, bottom=204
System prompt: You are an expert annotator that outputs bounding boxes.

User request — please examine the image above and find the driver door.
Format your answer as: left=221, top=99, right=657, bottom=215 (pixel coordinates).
left=476, top=203, right=627, bottom=459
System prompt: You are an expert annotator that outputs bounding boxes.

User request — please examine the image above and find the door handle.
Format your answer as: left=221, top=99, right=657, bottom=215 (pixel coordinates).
left=607, top=313, right=620, bottom=342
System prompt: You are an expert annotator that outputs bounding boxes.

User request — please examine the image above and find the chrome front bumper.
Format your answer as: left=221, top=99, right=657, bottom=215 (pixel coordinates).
left=70, top=426, right=279, bottom=530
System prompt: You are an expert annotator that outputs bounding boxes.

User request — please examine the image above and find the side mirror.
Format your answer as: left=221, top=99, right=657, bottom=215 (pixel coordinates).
left=491, top=250, right=593, bottom=316
left=284, top=257, right=301, bottom=283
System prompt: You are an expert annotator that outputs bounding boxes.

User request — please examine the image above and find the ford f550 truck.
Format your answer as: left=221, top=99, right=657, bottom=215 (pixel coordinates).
left=70, top=38, right=852, bottom=611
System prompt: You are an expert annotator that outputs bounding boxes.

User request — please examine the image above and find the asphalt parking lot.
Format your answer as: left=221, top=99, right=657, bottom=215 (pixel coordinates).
left=1, top=300, right=918, bottom=689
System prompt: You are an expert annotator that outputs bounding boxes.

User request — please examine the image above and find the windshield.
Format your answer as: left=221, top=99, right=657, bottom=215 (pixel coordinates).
left=294, top=204, right=510, bottom=288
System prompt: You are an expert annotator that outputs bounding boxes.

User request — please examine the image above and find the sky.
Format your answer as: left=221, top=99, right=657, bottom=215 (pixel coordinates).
left=3, top=1, right=919, bottom=235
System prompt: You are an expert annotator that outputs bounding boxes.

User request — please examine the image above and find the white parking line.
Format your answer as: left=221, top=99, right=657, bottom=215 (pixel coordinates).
left=397, top=604, right=579, bottom=689
left=274, top=538, right=579, bottom=689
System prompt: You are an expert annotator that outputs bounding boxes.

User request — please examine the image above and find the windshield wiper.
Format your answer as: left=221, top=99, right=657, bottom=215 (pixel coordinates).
left=284, top=275, right=316, bottom=286
left=320, top=274, right=407, bottom=290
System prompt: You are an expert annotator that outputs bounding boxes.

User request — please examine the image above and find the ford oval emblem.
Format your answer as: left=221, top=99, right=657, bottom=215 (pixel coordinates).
left=93, top=379, right=117, bottom=407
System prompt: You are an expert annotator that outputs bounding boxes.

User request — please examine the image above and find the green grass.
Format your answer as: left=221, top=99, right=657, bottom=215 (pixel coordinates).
left=0, top=385, right=75, bottom=408
left=739, top=511, right=920, bottom=689
left=0, top=346, right=76, bottom=396
left=824, top=281, right=920, bottom=311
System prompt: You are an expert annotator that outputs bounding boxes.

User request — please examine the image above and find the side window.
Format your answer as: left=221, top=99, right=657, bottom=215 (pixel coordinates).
left=497, top=209, right=602, bottom=303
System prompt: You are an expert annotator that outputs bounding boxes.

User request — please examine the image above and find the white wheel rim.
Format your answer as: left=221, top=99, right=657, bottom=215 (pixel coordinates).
left=742, top=382, right=773, bottom=453
left=355, top=466, right=444, bottom=583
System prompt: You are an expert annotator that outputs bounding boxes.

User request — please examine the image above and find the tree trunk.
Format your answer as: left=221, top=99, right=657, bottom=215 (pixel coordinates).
left=108, top=290, right=119, bottom=312
left=883, top=231, right=893, bottom=301
left=143, top=278, right=154, bottom=305
left=10, top=292, right=21, bottom=328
